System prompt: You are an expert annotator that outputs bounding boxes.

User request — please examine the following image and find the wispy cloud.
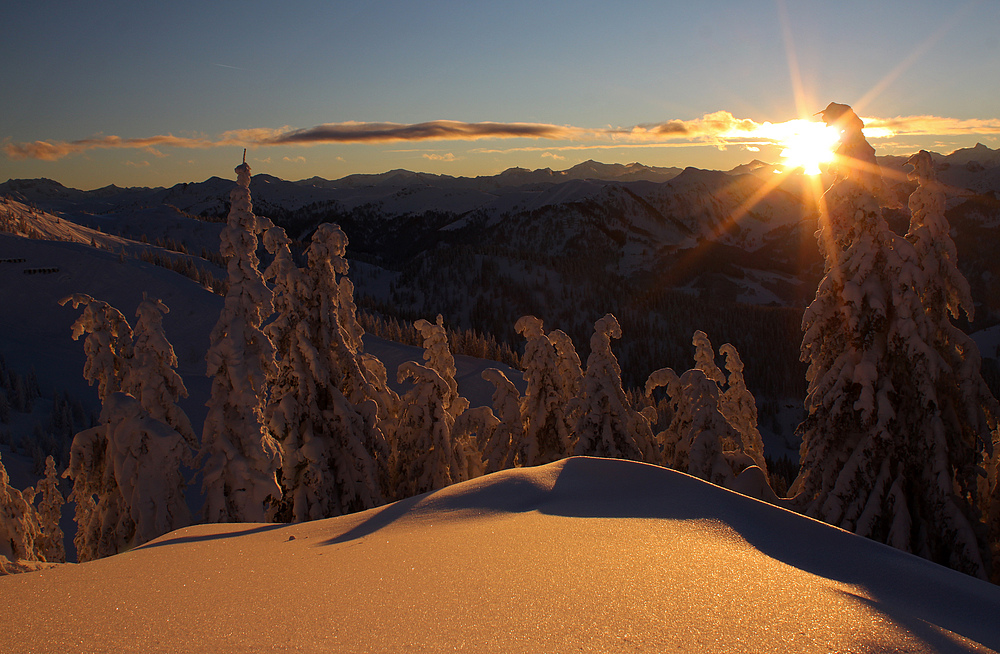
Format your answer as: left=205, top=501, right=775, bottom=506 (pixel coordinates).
left=862, top=115, right=1000, bottom=137
left=6, top=113, right=1000, bottom=162
left=423, top=152, right=458, bottom=162
left=4, top=135, right=215, bottom=161
left=256, top=120, right=579, bottom=145
left=282, top=155, right=307, bottom=163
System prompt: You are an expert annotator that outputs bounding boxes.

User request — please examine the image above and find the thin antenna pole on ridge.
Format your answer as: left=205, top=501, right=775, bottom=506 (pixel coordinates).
left=243, top=148, right=247, bottom=164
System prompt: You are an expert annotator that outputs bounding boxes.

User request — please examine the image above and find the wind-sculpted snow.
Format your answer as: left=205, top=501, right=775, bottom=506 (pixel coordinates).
left=2, top=457, right=998, bottom=653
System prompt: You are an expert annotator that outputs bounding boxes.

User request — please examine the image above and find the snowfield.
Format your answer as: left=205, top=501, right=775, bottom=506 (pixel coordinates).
left=3, top=457, right=999, bottom=654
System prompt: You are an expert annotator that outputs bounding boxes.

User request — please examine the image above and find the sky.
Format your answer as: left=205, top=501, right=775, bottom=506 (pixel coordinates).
left=2, top=0, right=999, bottom=190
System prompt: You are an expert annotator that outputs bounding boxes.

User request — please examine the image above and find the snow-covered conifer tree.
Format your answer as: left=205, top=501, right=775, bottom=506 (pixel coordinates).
left=548, top=329, right=583, bottom=400
left=66, top=391, right=191, bottom=560
left=453, top=405, right=498, bottom=480
left=516, top=316, right=573, bottom=466
left=64, top=423, right=120, bottom=561
left=59, top=294, right=133, bottom=401
left=358, top=353, right=401, bottom=443
left=481, top=368, right=522, bottom=473
left=414, top=315, right=468, bottom=418
left=646, top=366, right=753, bottom=487
left=394, top=361, right=464, bottom=497
left=122, top=296, right=197, bottom=451
left=103, top=393, right=191, bottom=548
left=692, top=330, right=726, bottom=385
left=571, top=314, right=653, bottom=461
left=33, top=456, right=65, bottom=563
left=644, top=367, right=683, bottom=467
left=718, top=343, right=767, bottom=472
left=264, top=223, right=385, bottom=520
left=0, top=452, right=41, bottom=564
left=688, top=331, right=767, bottom=472
left=201, top=160, right=282, bottom=523
left=548, top=328, right=583, bottom=452
left=906, top=149, right=999, bottom=575
left=791, top=105, right=994, bottom=577
left=60, top=295, right=131, bottom=560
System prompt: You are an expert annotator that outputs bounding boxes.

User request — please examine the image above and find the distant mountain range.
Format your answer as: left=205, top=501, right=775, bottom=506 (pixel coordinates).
left=4, top=145, right=1000, bottom=402
left=3, top=143, right=998, bottom=221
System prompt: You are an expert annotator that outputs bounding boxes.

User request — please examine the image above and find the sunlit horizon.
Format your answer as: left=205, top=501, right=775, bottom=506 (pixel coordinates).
left=2, top=1, right=999, bottom=189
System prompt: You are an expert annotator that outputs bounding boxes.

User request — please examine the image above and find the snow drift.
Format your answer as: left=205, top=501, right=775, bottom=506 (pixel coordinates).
left=3, top=457, right=998, bottom=653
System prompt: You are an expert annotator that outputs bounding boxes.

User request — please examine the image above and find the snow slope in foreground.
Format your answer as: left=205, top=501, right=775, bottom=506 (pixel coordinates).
left=3, top=457, right=999, bottom=654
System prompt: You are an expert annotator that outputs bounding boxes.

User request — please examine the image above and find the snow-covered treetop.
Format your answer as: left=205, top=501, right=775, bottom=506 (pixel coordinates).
left=906, top=149, right=972, bottom=321
left=414, top=315, right=461, bottom=414
left=819, top=102, right=894, bottom=207
left=906, top=150, right=935, bottom=183
left=230, top=163, right=269, bottom=233
left=548, top=328, right=583, bottom=399
left=692, top=330, right=725, bottom=385
left=589, top=314, right=622, bottom=368
left=307, top=223, right=350, bottom=277
left=515, top=315, right=545, bottom=341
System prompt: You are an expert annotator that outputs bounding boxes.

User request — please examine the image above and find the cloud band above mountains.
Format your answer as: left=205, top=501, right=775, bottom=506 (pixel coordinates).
left=6, top=113, right=1000, bottom=162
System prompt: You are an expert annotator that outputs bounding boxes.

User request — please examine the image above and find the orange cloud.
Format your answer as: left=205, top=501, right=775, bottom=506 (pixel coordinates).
left=623, top=111, right=765, bottom=142
left=861, top=115, right=1000, bottom=137
left=422, top=152, right=458, bottom=162
left=6, top=113, right=999, bottom=162
left=4, top=134, right=214, bottom=161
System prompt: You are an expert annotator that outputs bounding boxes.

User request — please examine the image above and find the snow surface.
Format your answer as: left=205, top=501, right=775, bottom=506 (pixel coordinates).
left=2, top=456, right=998, bottom=653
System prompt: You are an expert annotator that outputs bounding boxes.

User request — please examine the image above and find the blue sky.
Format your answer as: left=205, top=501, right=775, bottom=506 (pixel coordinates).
left=2, top=0, right=998, bottom=189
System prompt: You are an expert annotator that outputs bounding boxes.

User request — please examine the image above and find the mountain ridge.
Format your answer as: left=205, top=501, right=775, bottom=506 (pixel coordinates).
left=5, top=144, right=998, bottom=195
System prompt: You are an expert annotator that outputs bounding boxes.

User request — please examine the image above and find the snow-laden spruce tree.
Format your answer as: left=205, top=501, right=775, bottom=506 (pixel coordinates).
left=64, top=421, right=123, bottom=561
left=790, top=104, right=993, bottom=577
left=646, top=367, right=748, bottom=486
left=414, top=315, right=468, bottom=419
left=548, top=327, right=583, bottom=452
left=201, top=160, right=282, bottom=523
left=60, top=294, right=132, bottom=560
left=61, top=293, right=194, bottom=559
left=33, top=456, right=65, bottom=563
left=453, top=405, right=498, bottom=480
left=394, top=361, right=466, bottom=497
left=59, top=294, right=133, bottom=401
left=0, top=452, right=41, bottom=564
left=263, top=223, right=385, bottom=520
left=549, top=329, right=583, bottom=399
left=691, top=331, right=766, bottom=471
left=718, top=343, right=767, bottom=472
left=516, top=316, right=574, bottom=466
left=102, top=392, right=191, bottom=548
left=66, top=393, right=191, bottom=561
left=572, top=314, right=653, bottom=461
left=481, top=368, right=522, bottom=473
left=906, top=149, right=999, bottom=575
left=122, top=296, right=197, bottom=452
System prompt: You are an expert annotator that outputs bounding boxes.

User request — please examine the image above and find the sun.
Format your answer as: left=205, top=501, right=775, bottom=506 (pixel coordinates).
left=777, top=121, right=840, bottom=175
